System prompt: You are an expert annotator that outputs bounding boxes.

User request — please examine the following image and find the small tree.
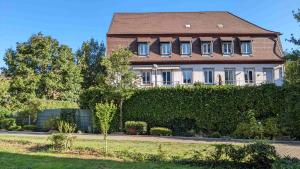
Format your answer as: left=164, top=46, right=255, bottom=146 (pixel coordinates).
left=100, top=48, right=137, bottom=130
left=95, top=102, right=117, bottom=156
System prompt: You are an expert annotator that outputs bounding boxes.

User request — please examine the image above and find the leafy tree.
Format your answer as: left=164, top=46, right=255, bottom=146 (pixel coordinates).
left=76, top=39, right=105, bottom=89
left=285, top=9, right=300, bottom=85
left=3, top=33, right=82, bottom=105
left=95, top=102, right=117, bottom=156
left=100, top=48, right=137, bottom=130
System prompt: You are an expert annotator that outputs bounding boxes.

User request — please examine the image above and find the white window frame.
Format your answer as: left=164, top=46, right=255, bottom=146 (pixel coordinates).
left=222, top=41, right=233, bottom=55
left=241, top=41, right=252, bottom=55
left=182, top=69, right=193, bottom=84
left=141, top=71, right=151, bottom=85
left=138, top=42, right=149, bottom=56
left=160, top=42, right=171, bottom=56
left=224, top=68, right=236, bottom=85
left=180, top=42, right=191, bottom=56
left=162, top=71, right=172, bottom=85
left=201, top=41, right=212, bottom=55
left=203, top=68, right=214, bottom=84
left=244, top=68, right=255, bottom=84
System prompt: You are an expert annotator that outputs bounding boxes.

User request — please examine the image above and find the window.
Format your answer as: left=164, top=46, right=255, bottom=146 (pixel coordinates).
left=241, top=41, right=252, bottom=55
left=138, top=43, right=149, bottom=56
left=182, top=69, right=193, bottom=84
left=244, top=68, right=255, bottom=84
left=204, top=68, right=214, bottom=84
left=160, top=43, right=171, bottom=56
left=162, top=71, right=171, bottom=85
left=142, top=71, right=151, bottom=85
left=180, top=42, right=191, bottom=55
left=224, top=68, right=236, bottom=85
left=201, top=42, right=212, bottom=55
left=222, top=42, right=233, bottom=55
left=263, top=68, right=274, bottom=83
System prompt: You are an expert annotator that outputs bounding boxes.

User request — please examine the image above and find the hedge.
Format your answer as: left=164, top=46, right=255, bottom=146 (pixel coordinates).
left=80, top=84, right=297, bottom=136
left=122, top=85, right=284, bottom=135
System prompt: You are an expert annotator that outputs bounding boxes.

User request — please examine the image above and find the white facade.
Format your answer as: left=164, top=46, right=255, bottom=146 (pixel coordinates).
left=133, top=64, right=284, bottom=87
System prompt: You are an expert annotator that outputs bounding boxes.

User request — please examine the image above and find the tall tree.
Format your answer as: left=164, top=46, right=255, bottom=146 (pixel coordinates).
left=101, top=48, right=137, bottom=130
left=76, top=39, right=105, bottom=89
left=3, top=33, right=82, bottom=104
left=285, top=9, right=300, bottom=85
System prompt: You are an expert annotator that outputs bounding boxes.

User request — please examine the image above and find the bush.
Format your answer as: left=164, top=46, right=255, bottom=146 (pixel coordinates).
left=0, top=118, right=16, bottom=130
left=57, top=120, right=76, bottom=133
left=43, top=116, right=60, bottom=131
left=150, top=127, right=172, bottom=136
left=264, top=118, right=279, bottom=139
left=245, top=141, right=278, bottom=168
left=23, top=125, right=37, bottom=131
left=8, top=125, right=23, bottom=131
left=233, top=122, right=252, bottom=139
left=48, top=133, right=76, bottom=150
left=224, top=145, right=247, bottom=163
left=208, top=131, right=221, bottom=138
left=0, top=107, right=11, bottom=120
left=125, top=121, right=147, bottom=135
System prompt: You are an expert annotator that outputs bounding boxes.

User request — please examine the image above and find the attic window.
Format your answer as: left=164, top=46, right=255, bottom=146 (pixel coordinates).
left=185, top=24, right=191, bottom=28
left=217, top=24, right=224, bottom=28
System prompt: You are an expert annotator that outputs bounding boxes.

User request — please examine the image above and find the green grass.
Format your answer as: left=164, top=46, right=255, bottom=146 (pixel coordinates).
left=0, top=135, right=214, bottom=169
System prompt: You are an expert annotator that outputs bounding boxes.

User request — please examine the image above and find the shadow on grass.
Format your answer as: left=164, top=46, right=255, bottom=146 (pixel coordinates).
left=0, top=151, right=202, bottom=169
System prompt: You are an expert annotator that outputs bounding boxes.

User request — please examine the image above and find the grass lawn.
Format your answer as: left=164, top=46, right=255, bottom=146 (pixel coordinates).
left=0, top=135, right=215, bottom=169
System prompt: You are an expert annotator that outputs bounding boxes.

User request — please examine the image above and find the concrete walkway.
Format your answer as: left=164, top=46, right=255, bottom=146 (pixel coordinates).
left=0, top=131, right=299, bottom=159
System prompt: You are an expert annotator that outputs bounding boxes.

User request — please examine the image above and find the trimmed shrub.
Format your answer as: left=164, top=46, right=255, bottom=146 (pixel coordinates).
left=150, top=127, right=172, bottom=136
left=8, top=125, right=22, bottom=131
left=209, top=131, right=221, bottom=138
left=80, top=84, right=290, bottom=136
left=0, top=118, right=16, bottom=130
left=224, top=145, right=247, bottom=163
left=124, top=121, right=147, bottom=135
left=23, top=125, right=37, bottom=131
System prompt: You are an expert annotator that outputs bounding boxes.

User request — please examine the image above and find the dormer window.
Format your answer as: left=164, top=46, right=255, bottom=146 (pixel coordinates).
left=241, top=41, right=252, bottom=55
left=181, top=42, right=191, bottom=55
left=138, top=42, right=149, bottom=56
left=222, top=42, right=233, bottom=55
left=179, top=37, right=192, bottom=56
left=160, top=42, right=171, bottom=56
left=201, top=42, right=212, bottom=55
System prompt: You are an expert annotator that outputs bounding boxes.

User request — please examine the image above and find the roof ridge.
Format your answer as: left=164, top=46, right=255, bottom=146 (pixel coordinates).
left=113, top=11, right=230, bottom=15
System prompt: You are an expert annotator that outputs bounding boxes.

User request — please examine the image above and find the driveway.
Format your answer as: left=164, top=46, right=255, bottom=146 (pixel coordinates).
left=0, top=131, right=299, bottom=159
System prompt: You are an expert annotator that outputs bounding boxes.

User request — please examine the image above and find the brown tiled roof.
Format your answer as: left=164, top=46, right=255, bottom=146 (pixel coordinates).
left=107, top=12, right=279, bottom=35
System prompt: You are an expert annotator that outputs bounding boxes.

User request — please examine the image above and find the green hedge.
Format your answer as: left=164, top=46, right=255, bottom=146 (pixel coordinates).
left=80, top=84, right=297, bottom=136
left=122, top=85, right=284, bottom=135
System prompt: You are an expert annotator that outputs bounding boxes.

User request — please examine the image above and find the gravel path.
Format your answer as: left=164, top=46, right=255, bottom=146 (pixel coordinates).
left=0, top=131, right=299, bottom=159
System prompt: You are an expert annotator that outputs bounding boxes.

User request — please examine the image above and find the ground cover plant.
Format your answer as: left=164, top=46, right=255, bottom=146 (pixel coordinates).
left=0, top=135, right=299, bottom=169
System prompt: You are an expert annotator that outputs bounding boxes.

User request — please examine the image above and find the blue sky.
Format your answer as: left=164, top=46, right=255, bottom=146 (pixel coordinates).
left=0, top=0, right=299, bottom=68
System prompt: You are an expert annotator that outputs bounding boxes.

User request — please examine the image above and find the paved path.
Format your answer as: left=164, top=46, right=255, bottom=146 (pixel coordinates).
left=0, top=131, right=299, bottom=159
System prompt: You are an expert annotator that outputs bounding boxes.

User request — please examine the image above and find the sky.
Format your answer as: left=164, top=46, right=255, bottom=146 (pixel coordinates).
left=0, top=0, right=299, bottom=68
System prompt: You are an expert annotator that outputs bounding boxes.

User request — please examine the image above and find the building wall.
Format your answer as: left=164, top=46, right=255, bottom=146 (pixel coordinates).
left=133, top=63, right=284, bottom=86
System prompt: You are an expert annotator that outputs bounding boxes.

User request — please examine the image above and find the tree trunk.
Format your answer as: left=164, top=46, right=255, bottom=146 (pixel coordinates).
left=104, top=133, right=108, bottom=156
left=119, top=99, right=124, bottom=131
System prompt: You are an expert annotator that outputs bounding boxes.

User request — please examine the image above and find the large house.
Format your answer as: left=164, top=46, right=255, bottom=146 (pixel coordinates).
left=106, top=12, right=284, bottom=87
